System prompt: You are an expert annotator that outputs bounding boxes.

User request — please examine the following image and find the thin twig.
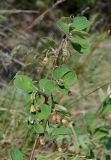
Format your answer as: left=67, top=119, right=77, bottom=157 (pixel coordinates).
left=57, top=37, right=66, bottom=56
left=25, top=0, right=66, bottom=31
left=68, top=80, right=111, bottom=108
left=29, top=134, right=40, bottom=160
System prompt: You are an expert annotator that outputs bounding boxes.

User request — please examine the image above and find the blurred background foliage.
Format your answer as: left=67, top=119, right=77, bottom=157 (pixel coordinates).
left=0, top=0, right=111, bottom=159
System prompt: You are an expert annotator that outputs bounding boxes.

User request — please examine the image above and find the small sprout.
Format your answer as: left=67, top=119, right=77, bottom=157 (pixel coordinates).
left=30, top=105, right=36, bottom=113
left=62, top=119, right=69, bottom=126
left=40, top=136, right=46, bottom=145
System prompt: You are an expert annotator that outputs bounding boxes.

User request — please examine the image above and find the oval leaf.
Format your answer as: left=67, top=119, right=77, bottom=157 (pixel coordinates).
left=53, top=64, right=70, bottom=80
left=71, top=16, right=90, bottom=31
left=35, top=124, right=44, bottom=134
left=10, top=148, right=24, bottom=160
left=37, top=104, right=51, bottom=120
left=63, top=71, right=76, bottom=88
left=14, top=75, right=35, bottom=92
left=84, top=113, right=97, bottom=133
left=57, top=17, right=69, bottom=35
left=39, top=78, right=55, bottom=95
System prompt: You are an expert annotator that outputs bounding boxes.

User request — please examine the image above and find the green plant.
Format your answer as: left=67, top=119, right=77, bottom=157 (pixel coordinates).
left=12, top=16, right=111, bottom=160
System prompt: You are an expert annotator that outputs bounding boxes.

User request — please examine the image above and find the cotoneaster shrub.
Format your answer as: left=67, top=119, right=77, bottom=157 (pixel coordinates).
left=10, top=16, right=111, bottom=160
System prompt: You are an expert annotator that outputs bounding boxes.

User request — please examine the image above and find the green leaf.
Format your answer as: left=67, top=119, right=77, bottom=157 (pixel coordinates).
left=63, top=71, right=76, bottom=88
left=80, top=43, right=90, bottom=54
left=55, top=85, right=68, bottom=94
left=74, top=126, right=82, bottom=135
left=94, top=128, right=108, bottom=140
left=84, top=113, right=97, bottom=133
left=71, top=30, right=89, bottom=37
left=78, top=136, right=91, bottom=154
left=35, top=93, right=41, bottom=104
left=73, top=156, right=82, bottom=160
left=70, top=35, right=88, bottom=48
left=52, top=127, right=71, bottom=135
left=14, top=75, right=35, bottom=92
left=37, top=104, right=51, bottom=120
left=99, top=104, right=111, bottom=115
left=25, top=102, right=31, bottom=114
left=39, top=78, right=55, bottom=95
left=71, top=16, right=90, bottom=31
left=70, top=43, right=82, bottom=53
left=24, top=94, right=30, bottom=103
left=35, top=124, right=44, bottom=134
left=53, top=64, right=70, bottom=80
left=10, top=148, right=24, bottom=160
left=70, top=35, right=90, bottom=54
left=57, top=18, right=69, bottom=35
left=56, top=135, right=70, bottom=146
left=97, top=96, right=111, bottom=116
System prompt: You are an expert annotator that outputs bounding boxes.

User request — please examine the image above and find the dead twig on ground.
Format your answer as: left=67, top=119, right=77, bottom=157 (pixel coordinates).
left=0, top=52, right=26, bottom=67
left=76, top=41, right=100, bottom=75
left=76, top=31, right=109, bottom=76
left=25, top=0, right=66, bottom=32
left=68, top=80, right=111, bottom=108
left=0, top=9, right=39, bottom=14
